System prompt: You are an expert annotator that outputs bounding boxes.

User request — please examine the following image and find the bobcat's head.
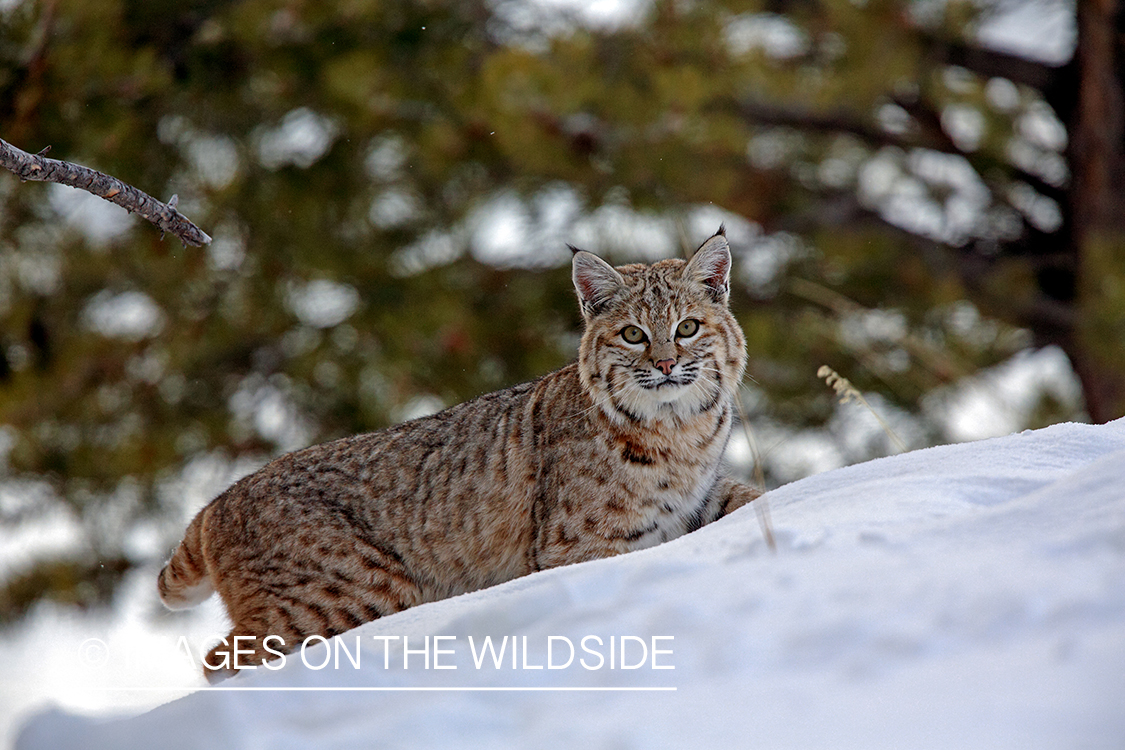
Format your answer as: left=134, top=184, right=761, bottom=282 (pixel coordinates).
left=571, top=229, right=747, bottom=425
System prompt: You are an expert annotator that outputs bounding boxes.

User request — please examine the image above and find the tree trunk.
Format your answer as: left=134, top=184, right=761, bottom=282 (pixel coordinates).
left=1064, top=0, right=1125, bottom=423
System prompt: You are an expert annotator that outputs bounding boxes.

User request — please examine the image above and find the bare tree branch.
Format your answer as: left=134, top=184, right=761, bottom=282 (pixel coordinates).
left=922, top=35, right=1078, bottom=117
left=0, top=137, right=211, bottom=247
left=718, top=97, right=910, bottom=149
left=774, top=187, right=1077, bottom=337
left=722, top=88, right=976, bottom=162
left=924, top=36, right=1068, bottom=93
left=721, top=93, right=1073, bottom=225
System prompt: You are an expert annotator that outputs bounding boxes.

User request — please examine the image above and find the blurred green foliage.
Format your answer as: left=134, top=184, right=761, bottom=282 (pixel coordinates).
left=1, top=0, right=1113, bottom=620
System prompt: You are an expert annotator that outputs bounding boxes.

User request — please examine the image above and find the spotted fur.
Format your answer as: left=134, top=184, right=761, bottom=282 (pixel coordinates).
left=158, top=229, right=760, bottom=680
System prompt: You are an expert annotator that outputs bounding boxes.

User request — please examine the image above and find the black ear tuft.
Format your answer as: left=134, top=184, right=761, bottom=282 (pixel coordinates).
left=567, top=244, right=583, bottom=256
left=716, top=224, right=726, bottom=237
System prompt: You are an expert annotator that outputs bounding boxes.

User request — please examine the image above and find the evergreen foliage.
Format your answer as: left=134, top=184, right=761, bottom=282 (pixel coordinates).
left=1, top=0, right=1120, bottom=620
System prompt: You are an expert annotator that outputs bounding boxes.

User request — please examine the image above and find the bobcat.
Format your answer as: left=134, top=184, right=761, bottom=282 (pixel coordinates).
left=159, top=228, right=760, bottom=680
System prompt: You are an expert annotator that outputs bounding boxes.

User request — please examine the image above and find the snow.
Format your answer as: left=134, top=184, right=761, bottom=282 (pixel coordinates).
left=13, top=418, right=1125, bottom=749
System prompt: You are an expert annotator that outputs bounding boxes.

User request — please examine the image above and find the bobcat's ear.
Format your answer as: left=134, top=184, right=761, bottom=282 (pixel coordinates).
left=572, top=249, right=625, bottom=318
left=684, top=228, right=731, bottom=305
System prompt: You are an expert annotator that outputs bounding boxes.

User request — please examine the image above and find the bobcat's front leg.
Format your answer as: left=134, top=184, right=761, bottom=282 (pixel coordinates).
left=692, top=476, right=761, bottom=531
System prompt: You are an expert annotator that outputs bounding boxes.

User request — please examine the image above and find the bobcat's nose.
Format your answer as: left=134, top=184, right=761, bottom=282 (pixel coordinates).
left=654, top=358, right=676, bottom=376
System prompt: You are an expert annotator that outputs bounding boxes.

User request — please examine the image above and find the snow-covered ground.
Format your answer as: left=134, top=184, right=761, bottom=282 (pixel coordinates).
left=13, top=418, right=1125, bottom=749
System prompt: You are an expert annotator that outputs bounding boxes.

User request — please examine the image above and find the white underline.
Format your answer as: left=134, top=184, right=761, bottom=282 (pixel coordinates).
left=104, top=686, right=676, bottom=692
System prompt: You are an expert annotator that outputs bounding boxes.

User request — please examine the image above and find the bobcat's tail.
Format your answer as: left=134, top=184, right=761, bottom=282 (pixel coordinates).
left=158, top=509, right=214, bottom=610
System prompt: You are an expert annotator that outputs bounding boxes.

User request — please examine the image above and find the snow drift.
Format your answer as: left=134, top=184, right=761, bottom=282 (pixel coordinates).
left=17, top=419, right=1125, bottom=749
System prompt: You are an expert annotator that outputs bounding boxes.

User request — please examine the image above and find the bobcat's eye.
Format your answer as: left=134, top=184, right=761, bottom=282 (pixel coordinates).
left=621, top=325, right=647, bottom=344
left=675, top=319, right=700, bottom=338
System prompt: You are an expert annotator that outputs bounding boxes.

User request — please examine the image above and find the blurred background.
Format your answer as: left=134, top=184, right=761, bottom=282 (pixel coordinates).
left=0, top=0, right=1121, bottom=740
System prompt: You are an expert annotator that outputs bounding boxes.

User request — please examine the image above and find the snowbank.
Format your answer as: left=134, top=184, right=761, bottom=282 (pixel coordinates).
left=17, top=419, right=1125, bottom=749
